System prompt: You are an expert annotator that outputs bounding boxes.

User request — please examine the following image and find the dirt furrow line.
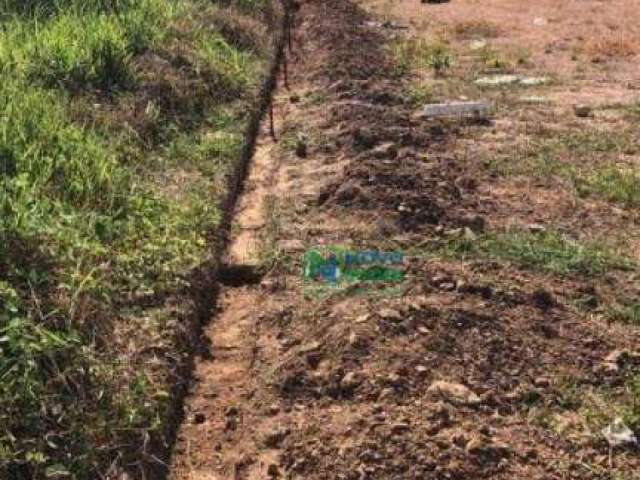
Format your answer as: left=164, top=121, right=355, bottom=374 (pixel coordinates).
left=170, top=126, right=290, bottom=479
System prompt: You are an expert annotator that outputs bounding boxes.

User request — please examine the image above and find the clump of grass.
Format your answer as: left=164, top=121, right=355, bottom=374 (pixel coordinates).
left=426, top=42, right=453, bottom=77
left=391, top=38, right=454, bottom=77
left=586, top=33, right=637, bottom=59
left=441, top=230, right=633, bottom=276
left=405, top=82, right=434, bottom=107
left=479, top=46, right=510, bottom=71
left=607, top=302, right=640, bottom=326
left=575, top=165, right=640, bottom=205
left=1, top=0, right=170, bottom=91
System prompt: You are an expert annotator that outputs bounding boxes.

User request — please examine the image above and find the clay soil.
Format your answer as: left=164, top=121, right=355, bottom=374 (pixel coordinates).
left=169, top=1, right=640, bottom=479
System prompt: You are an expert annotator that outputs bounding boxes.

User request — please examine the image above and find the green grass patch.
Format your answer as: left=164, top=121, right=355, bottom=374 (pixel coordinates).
left=404, top=82, right=435, bottom=107
left=488, top=127, right=640, bottom=206
left=607, top=302, right=640, bottom=326
left=0, top=0, right=274, bottom=477
left=437, top=231, right=633, bottom=276
left=390, top=37, right=454, bottom=77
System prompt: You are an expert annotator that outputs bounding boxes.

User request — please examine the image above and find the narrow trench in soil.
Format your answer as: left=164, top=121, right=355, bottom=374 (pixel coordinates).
left=169, top=109, right=289, bottom=479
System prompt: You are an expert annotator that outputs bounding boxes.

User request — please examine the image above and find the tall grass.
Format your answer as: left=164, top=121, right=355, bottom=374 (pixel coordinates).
left=0, top=0, right=271, bottom=477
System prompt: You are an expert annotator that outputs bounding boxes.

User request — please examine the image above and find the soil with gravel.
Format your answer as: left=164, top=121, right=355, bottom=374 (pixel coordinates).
left=169, top=1, right=640, bottom=479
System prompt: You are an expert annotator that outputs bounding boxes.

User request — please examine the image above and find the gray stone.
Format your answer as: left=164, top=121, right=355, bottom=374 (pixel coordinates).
left=424, top=101, right=490, bottom=119
left=519, top=76, right=550, bottom=86
left=475, top=74, right=520, bottom=87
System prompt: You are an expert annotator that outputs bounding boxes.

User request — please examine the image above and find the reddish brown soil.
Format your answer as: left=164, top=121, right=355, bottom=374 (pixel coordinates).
left=169, top=1, right=640, bottom=479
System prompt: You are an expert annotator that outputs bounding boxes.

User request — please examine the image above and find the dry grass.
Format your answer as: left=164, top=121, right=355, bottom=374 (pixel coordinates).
left=453, top=20, right=501, bottom=39
left=585, top=32, right=637, bottom=59
left=211, top=6, right=268, bottom=53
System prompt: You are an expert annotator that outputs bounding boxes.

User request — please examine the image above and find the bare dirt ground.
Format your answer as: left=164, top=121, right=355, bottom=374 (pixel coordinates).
left=169, top=0, right=640, bottom=479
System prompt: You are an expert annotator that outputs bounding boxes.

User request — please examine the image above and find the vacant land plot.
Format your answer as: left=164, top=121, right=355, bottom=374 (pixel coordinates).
left=167, top=1, right=640, bottom=479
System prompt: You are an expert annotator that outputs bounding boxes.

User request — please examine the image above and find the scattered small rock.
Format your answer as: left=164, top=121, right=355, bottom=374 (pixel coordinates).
left=267, top=463, right=280, bottom=477
left=391, top=422, right=411, bottom=434
left=475, top=74, right=519, bottom=87
left=267, top=404, right=280, bottom=416
left=379, top=308, right=403, bottom=322
left=300, top=340, right=322, bottom=354
left=459, top=213, right=486, bottom=233
left=475, top=75, right=549, bottom=87
left=527, top=223, right=546, bottom=233
left=466, top=435, right=512, bottom=459
left=574, top=104, right=592, bottom=118
left=295, top=136, right=308, bottom=158
left=462, top=227, right=477, bottom=241
left=371, top=142, right=398, bottom=159
left=519, top=76, right=550, bottom=86
left=427, top=380, right=481, bottom=406
left=340, top=371, right=363, bottom=391
left=264, top=428, right=290, bottom=448
left=193, top=412, right=206, bottom=424
left=602, top=418, right=637, bottom=447
left=519, top=96, right=549, bottom=104
left=423, top=101, right=490, bottom=119
left=533, top=376, right=551, bottom=388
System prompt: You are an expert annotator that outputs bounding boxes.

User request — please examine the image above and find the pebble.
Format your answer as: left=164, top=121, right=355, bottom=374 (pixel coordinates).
left=340, top=371, right=363, bottom=390
left=574, top=104, right=592, bottom=118
left=192, top=412, right=206, bottom=424
left=267, top=463, right=280, bottom=477
left=371, top=142, right=398, bottom=159
left=391, top=422, right=411, bottom=434
left=427, top=380, right=481, bottom=406
left=379, top=308, right=403, bottom=322
left=533, top=376, right=551, bottom=388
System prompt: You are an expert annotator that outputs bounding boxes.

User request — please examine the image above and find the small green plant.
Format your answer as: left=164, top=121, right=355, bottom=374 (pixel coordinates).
left=479, top=46, right=509, bottom=71
left=623, top=376, right=640, bottom=431
left=487, top=127, right=640, bottom=206
left=391, top=38, right=454, bottom=77
left=575, top=165, right=640, bottom=205
left=405, top=82, right=434, bottom=107
left=426, top=43, right=453, bottom=76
